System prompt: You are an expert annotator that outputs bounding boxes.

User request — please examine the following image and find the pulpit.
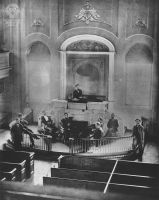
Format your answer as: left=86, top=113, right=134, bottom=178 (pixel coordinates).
left=51, top=99, right=109, bottom=125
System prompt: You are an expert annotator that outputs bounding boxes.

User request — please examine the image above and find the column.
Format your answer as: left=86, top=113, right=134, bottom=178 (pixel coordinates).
left=60, top=51, right=66, bottom=99
left=108, top=52, right=115, bottom=111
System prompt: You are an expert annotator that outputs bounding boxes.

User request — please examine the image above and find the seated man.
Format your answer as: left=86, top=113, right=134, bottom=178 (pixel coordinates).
left=38, top=111, right=57, bottom=138
left=93, top=122, right=103, bottom=147
left=44, top=116, right=58, bottom=140
left=106, top=113, right=119, bottom=136
left=70, top=83, right=87, bottom=103
left=41, top=110, right=49, bottom=127
left=73, top=84, right=83, bottom=100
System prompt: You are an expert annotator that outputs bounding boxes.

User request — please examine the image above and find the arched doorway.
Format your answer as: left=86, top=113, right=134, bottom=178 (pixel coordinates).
left=60, top=35, right=115, bottom=101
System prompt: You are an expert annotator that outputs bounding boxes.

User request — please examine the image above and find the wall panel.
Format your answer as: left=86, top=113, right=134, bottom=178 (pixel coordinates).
left=25, top=0, right=51, bottom=37
left=125, top=43, right=153, bottom=106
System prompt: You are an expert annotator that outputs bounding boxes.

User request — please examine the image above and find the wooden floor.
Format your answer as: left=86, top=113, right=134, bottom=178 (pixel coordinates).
left=0, top=127, right=159, bottom=185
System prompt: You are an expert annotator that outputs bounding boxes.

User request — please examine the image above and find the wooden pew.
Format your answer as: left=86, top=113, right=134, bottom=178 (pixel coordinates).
left=0, top=150, right=34, bottom=179
left=0, top=179, right=159, bottom=200
left=43, top=176, right=106, bottom=192
left=51, top=167, right=110, bottom=182
left=0, top=161, right=26, bottom=181
left=107, top=183, right=159, bottom=200
left=0, top=174, right=6, bottom=181
left=110, top=173, right=159, bottom=188
left=115, top=160, right=159, bottom=178
left=58, top=155, right=116, bottom=172
left=0, top=163, right=16, bottom=181
left=0, top=181, right=107, bottom=200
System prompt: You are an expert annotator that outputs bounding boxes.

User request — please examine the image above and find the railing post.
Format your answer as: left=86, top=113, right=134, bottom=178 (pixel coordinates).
left=69, top=138, right=74, bottom=155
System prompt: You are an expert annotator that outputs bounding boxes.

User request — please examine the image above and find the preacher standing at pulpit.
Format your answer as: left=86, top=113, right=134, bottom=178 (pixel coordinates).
left=73, top=84, right=83, bottom=99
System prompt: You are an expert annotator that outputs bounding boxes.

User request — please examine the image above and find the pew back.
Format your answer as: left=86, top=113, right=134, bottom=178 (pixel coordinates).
left=107, top=183, right=159, bottom=200
left=0, top=161, right=26, bottom=181
left=111, top=173, right=159, bottom=188
left=51, top=167, right=110, bottom=182
left=0, top=150, right=34, bottom=179
left=0, top=163, right=16, bottom=181
left=43, top=176, right=106, bottom=192
left=58, top=155, right=116, bottom=172
left=115, top=160, right=159, bottom=178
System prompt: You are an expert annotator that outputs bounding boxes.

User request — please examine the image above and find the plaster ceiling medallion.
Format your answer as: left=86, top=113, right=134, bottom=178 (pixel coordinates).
left=135, top=17, right=147, bottom=28
left=75, top=0, right=101, bottom=24
left=32, top=18, right=44, bottom=27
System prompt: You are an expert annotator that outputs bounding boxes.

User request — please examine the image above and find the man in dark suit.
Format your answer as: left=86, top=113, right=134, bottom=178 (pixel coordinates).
left=10, top=118, right=23, bottom=151
left=133, top=118, right=144, bottom=161
left=72, top=84, right=83, bottom=100
left=60, top=113, right=72, bottom=143
left=106, top=113, right=119, bottom=136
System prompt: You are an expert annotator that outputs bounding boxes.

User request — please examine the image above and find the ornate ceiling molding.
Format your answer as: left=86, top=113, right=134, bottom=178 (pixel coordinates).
left=75, top=0, right=100, bottom=24
left=64, top=0, right=109, bottom=26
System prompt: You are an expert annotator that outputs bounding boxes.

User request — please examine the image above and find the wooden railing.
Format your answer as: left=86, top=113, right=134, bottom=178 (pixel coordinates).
left=22, top=133, right=52, bottom=151
left=22, top=132, right=144, bottom=159
left=69, top=135, right=134, bottom=156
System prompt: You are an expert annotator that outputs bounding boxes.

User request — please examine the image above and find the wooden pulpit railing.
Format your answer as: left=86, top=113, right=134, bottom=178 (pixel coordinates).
left=68, top=135, right=135, bottom=158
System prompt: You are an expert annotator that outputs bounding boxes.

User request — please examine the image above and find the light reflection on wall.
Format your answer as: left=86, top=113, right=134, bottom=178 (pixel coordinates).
left=27, top=42, right=51, bottom=103
left=75, top=63, right=99, bottom=94
left=126, top=43, right=153, bottom=106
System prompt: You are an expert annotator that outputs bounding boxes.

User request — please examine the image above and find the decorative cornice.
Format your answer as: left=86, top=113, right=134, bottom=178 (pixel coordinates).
left=64, top=0, right=109, bottom=26
left=75, top=0, right=100, bottom=24
left=67, top=40, right=109, bottom=51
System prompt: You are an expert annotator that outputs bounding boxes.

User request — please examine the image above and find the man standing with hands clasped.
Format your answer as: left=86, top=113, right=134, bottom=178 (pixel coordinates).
left=132, top=118, right=145, bottom=161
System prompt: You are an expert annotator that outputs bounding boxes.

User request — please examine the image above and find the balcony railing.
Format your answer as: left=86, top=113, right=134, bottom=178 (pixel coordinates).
left=22, top=132, right=143, bottom=159
left=69, top=135, right=134, bottom=156
left=22, top=133, right=52, bottom=151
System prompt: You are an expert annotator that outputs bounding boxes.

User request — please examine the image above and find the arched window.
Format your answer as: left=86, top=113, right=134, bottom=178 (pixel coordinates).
left=60, top=35, right=115, bottom=101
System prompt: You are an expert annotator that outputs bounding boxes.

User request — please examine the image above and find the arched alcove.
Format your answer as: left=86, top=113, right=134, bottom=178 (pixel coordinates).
left=60, top=35, right=115, bottom=101
left=125, top=43, right=153, bottom=106
left=27, top=41, right=51, bottom=103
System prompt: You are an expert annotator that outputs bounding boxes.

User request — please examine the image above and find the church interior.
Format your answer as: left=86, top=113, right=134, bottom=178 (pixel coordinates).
left=0, top=0, right=159, bottom=199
